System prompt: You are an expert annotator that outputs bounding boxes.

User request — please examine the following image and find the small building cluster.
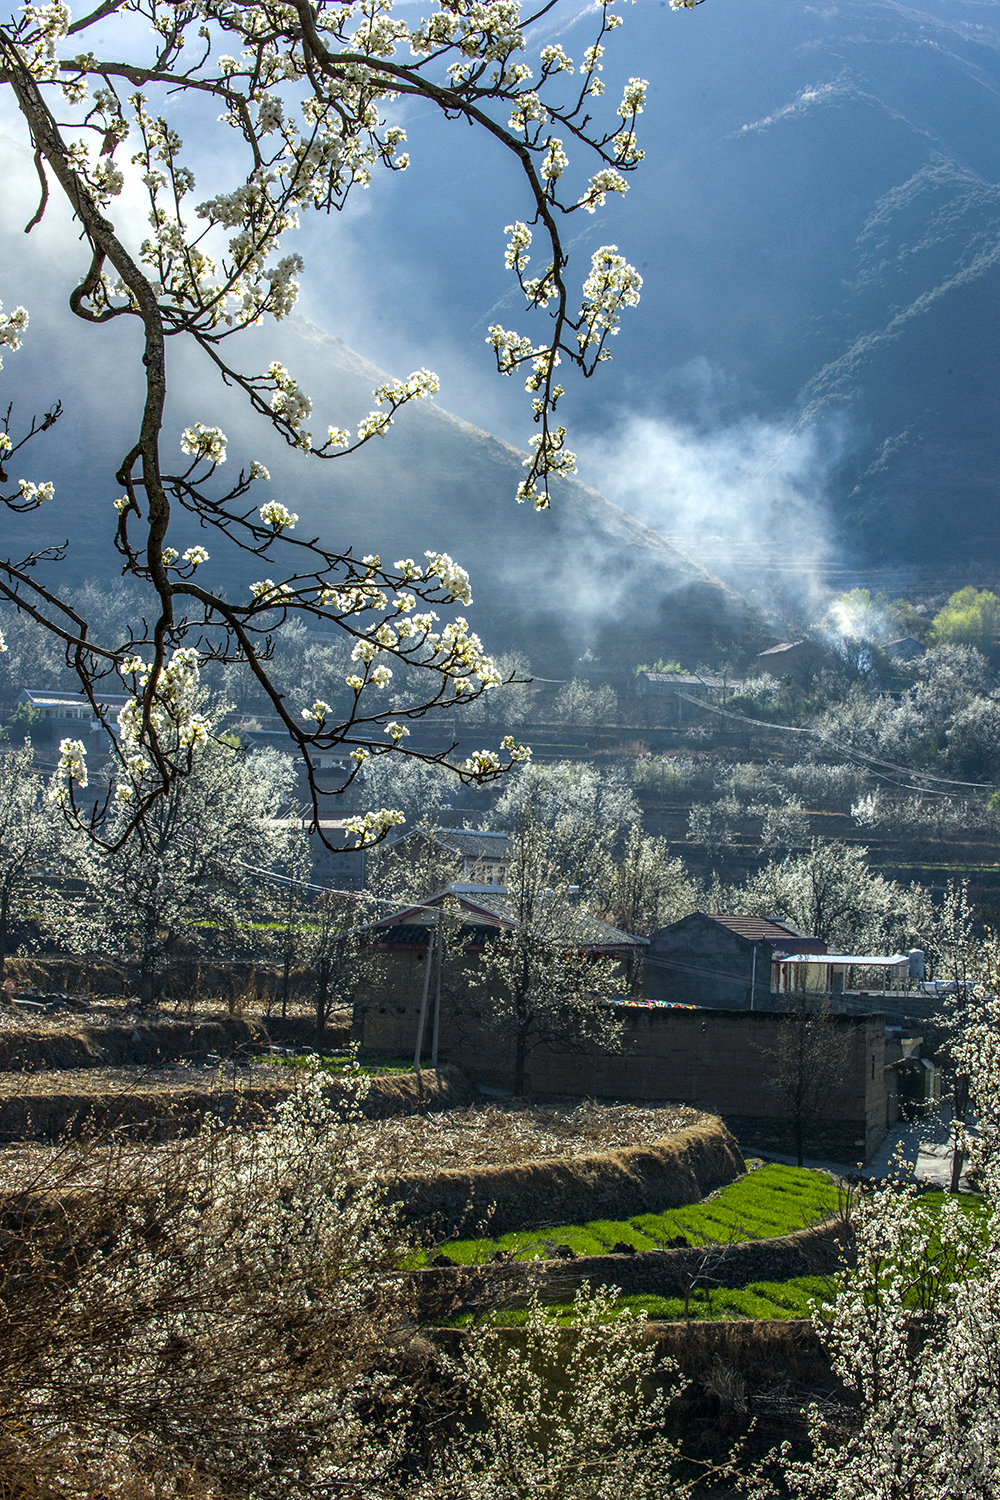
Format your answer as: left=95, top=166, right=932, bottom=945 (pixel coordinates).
left=350, top=832, right=941, bottom=1165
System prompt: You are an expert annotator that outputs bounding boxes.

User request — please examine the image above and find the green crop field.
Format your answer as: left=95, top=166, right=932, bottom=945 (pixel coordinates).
left=449, top=1275, right=839, bottom=1326
left=413, top=1164, right=843, bottom=1267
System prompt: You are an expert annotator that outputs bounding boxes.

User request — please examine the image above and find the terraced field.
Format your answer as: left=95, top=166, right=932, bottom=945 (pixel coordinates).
left=455, top=1275, right=839, bottom=1326
left=413, top=1164, right=843, bottom=1266
left=0, top=994, right=850, bottom=1341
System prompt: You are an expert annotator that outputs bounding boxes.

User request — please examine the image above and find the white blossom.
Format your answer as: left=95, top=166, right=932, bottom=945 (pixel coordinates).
left=302, top=699, right=332, bottom=723
left=180, top=423, right=228, bottom=464
left=502, top=734, right=532, bottom=762
left=182, top=545, right=209, bottom=565
left=578, top=167, right=629, bottom=213
left=617, top=76, right=648, bottom=117
left=578, top=244, right=643, bottom=351
left=343, top=807, right=406, bottom=845
left=540, top=137, right=568, bottom=183
left=462, top=749, right=501, bottom=775
left=249, top=579, right=292, bottom=603
left=0, top=302, right=28, bottom=368
left=259, top=500, right=298, bottom=530
left=504, top=220, right=533, bottom=272
left=266, top=362, right=312, bottom=434
left=17, top=479, right=54, bottom=504
left=49, top=736, right=89, bottom=806
left=423, top=550, right=472, bottom=605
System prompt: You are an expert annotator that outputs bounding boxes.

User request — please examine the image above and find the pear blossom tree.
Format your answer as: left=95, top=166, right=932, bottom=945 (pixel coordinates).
left=754, top=949, right=1000, bottom=1500
left=0, top=738, right=66, bottom=985
left=70, top=729, right=294, bottom=1003
left=0, top=0, right=656, bottom=847
left=473, top=805, right=624, bottom=1093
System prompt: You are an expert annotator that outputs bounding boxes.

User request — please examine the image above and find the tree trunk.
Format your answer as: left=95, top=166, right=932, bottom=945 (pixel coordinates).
left=315, top=961, right=331, bottom=1046
left=281, top=949, right=291, bottom=1022
left=514, top=1028, right=527, bottom=1096
left=0, top=886, right=10, bottom=988
left=950, top=1074, right=969, bottom=1193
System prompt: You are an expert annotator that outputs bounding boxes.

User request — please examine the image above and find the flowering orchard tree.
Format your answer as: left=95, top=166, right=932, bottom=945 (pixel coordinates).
left=473, top=805, right=624, bottom=1093
left=749, top=931, right=1000, bottom=1500
left=70, top=731, right=295, bottom=1003
left=0, top=0, right=672, bottom=848
left=0, top=739, right=66, bottom=983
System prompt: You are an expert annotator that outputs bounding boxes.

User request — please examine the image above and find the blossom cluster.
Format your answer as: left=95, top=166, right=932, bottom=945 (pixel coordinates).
left=0, top=301, right=28, bottom=368
left=16, top=479, right=55, bottom=505
left=30, top=0, right=646, bottom=511
left=342, top=807, right=407, bottom=847
left=115, top=648, right=213, bottom=802
left=180, top=424, right=228, bottom=465
left=49, top=736, right=89, bottom=808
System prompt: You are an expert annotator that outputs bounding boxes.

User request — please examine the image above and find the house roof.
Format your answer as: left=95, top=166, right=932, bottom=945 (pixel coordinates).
left=884, top=637, right=924, bottom=660
left=367, top=921, right=502, bottom=947
left=20, top=688, right=131, bottom=710
left=696, top=914, right=826, bottom=950
left=387, top=827, right=510, bottom=860
left=639, top=672, right=722, bottom=687
left=758, top=641, right=805, bottom=657
left=367, top=884, right=646, bottom=951
left=776, top=952, right=910, bottom=967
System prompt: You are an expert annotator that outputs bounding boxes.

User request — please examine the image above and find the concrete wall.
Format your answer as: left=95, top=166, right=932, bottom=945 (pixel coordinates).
left=354, top=972, right=888, bottom=1163
left=644, top=915, right=770, bottom=1010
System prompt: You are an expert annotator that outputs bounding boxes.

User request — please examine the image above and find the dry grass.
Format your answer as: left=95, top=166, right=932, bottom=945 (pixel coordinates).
left=354, top=1101, right=704, bottom=1175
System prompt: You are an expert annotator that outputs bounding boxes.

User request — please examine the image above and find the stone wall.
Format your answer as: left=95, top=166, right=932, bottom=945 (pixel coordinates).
left=383, top=1116, right=744, bottom=1239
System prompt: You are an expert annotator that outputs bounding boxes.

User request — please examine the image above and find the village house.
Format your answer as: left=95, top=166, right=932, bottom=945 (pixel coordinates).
left=645, top=913, right=829, bottom=1010
left=17, top=687, right=131, bottom=746
left=351, top=893, right=927, bottom=1161
left=632, top=672, right=723, bottom=722
left=352, top=881, right=644, bottom=1059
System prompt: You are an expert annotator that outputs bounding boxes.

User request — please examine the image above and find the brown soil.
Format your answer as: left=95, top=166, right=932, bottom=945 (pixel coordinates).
left=386, top=1116, right=746, bottom=1241
left=0, top=1010, right=352, bottom=1071
left=0, top=1063, right=477, bottom=1146
left=356, top=1101, right=704, bottom=1174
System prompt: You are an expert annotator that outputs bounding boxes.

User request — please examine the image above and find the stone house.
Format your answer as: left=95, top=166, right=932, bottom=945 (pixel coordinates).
left=353, top=883, right=644, bottom=1061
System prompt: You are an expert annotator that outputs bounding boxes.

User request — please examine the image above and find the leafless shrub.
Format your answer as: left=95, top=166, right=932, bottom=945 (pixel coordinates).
left=0, top=1074, right=420, bottom=1500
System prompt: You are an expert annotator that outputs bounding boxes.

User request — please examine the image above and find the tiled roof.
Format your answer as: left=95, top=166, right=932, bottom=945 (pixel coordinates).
left=640, top=672, right=722, bottom=687
left=706, top=914, right=816, bottom=945
left=370, top=887, right=645, bottom=950
left=367, top=922, right=500, bottom=947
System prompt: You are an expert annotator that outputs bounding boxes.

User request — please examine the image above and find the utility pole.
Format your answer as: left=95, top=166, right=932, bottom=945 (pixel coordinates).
left=413, top=920, right=436, bottom=1083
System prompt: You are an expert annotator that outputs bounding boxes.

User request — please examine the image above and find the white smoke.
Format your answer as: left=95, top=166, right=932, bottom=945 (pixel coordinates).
left=578, top=395, right=851, bottom=622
